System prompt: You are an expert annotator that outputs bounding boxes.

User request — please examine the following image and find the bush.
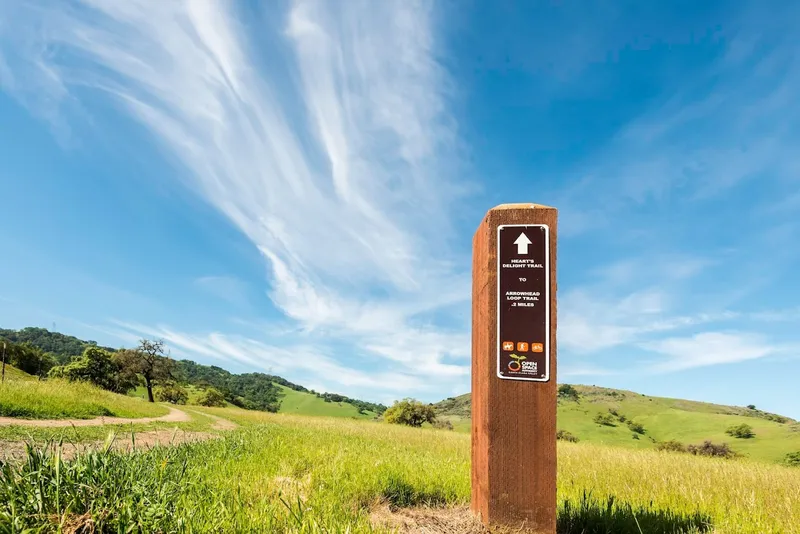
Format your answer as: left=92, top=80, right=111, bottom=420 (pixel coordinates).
left=384, top=398, right=436, bottom=428
left=556, top=430, right=579, bottom=443
left=784, top=451, right=800, bottom=467
left=632, top=433, right=639, bottom=440
left=627, top=421, right=646, bottom=434
left=747, top=404, right=756, bottom=410
left=197, top=388, right=226, bottom=407
left=557, top=384, right=580, bottom=401
left=155, top=383, right=188, bottom=405
left=687, top=441, right=736, bottom=459
left=593, top=412, right=616, bottom=426
left=656, top=440, right=687, bottom=453
left=432, top=419, right=454, bottom=431
left=48, top=346, right=135, bottom=393
left=726, top=423, right=755, bottom=439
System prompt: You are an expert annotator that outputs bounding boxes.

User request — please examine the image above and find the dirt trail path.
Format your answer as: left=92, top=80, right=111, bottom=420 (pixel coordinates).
left=1, top=428, right=216, bottom=462
left=188, top=410, right=239, bottom=431
left=0, top=406, right=191, bottom=427
left=0, top=408, right=239, bottom=462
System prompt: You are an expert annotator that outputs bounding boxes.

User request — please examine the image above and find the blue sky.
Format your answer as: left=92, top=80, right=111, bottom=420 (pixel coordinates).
left=1, top=1, right=799, bottom=416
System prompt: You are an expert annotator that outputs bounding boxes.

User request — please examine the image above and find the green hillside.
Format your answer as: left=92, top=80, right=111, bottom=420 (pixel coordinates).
left=435, top=385, right=800, bottom=464
left=2, top=326, right=387, bottom=416
left=0, top=364, right=37, bottom=382
left=275, top=385, right=377, bottom=418
left=0, top=365, right=168, bottom=420
left=130, top=383, right=377, bottom=418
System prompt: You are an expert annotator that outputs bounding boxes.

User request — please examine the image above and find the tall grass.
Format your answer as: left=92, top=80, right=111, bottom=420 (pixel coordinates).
left=2, top=410, right=799, bottom=533
left=0, top=379, right=168, bottom=419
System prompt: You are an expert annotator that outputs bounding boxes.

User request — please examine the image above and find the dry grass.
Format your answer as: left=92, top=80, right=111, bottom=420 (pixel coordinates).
left=2, top=406, right=799, bottom=533
left=0, top=379, right=167, bottom=419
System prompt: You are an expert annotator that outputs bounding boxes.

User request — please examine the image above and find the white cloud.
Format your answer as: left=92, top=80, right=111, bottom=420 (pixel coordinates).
left=641, top=331, right=775, bottom=372
left=559, top=285, right=742, bottom=355
left=111, top=320, right=426, bottom=398
left=0, top=0, right=472, bottom=400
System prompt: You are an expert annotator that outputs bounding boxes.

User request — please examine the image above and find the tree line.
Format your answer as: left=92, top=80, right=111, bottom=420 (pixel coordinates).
left=311, top=391, right=387, bottom=415
left=1, top=327, right=387, bottom=415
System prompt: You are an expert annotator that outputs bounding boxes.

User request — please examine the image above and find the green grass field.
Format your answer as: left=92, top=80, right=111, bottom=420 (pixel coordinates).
left=129, top=383, right=235, bottom=407
left=131, top=382, right=379, bottom=418
left=2, top=407, right=799, bottom=533
left=436, top=385, right=800, bottom=464
left=0, top=364, right=36, bottom=382
left=0, top=366, right=168, bottom=420
left=276, top=385, right=377, bottom=418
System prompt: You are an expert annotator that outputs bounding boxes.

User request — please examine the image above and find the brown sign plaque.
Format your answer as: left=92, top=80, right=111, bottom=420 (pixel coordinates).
left=497, top=224, right=550, bottom=381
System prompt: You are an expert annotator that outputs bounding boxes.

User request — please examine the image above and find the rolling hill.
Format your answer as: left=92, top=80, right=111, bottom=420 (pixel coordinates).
left=0, top=363, right=36, bottom=382
left=1, top=326, right=386, bottom=416
left=274, top=385, right=378, bottom=418
left=435, top=385, right=800, bottom=464
left=0, top=364, right=168, bottom=419
left=128, top=383, right=378, bottom=419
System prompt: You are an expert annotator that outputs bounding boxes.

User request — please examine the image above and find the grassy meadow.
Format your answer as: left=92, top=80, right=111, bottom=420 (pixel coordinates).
left=275, top=384, right=378, bottom=418
left=0, top=364, right=36, bottom=382
left=0, top=375, right=168, bottom=420
left=2, top=406, right=800, bottom=533
left=129, top=383, right=378, bottom=419
left=2, top=366, right=799, bottom=532
left=437, top=386, right=800, bottom=464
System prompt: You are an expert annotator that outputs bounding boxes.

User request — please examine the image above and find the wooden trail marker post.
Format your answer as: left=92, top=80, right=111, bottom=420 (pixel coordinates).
left=471, top=203, right=557, bottom=532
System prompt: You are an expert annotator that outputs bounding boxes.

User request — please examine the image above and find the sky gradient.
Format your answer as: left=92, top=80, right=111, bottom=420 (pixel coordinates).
left=1, top=0, right=799, bottom=416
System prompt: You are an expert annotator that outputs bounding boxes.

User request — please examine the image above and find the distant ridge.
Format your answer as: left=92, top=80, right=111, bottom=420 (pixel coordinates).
left=433, top=385, right=799, bottom=464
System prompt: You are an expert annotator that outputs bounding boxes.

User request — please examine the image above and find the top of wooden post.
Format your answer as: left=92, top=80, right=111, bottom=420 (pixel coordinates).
left=486, top=203, right=556, bottom=212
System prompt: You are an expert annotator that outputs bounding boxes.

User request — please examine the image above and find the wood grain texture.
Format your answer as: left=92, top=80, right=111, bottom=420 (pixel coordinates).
left=471, top=204, right=557, bottom=533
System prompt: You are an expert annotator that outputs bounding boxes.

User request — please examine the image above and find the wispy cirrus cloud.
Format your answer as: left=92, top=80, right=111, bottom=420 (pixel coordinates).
left=108, top=320, right=426, bottom=394
left=0, top=0, right=471, bottom=399
left=641, top=331, right=776, bottom=373
left=548, top=5, right=800, bottom=239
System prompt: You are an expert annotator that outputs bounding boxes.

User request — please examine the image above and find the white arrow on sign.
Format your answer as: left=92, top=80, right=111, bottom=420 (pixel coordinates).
left=514, top=232, right=532, bottom=254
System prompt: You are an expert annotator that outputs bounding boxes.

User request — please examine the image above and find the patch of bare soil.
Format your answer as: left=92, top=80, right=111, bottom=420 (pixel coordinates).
left=1, top=428, right=218, bottom=463
left=187, top=410, right=238, bottom=431
left=0, top=406, right=191, bottom=427
left=370, top=505, right=491, bottom=534
left=370, top=505, right=546, bottom=534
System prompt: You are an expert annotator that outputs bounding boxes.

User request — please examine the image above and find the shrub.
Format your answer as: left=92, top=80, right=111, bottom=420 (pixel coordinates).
left=784, top=451, right=800, bottom=467
left=556, top=430, right=579, bottom=443
left=384, top=398, right=436, bottom=427
left=632, top=433, right=639, bottom=440
left=432, top=419, right=454, bottom=431
left=687, top=441, right=736, bottom=459
left=155, top=383, right=188, bottom=405
left=747, top=404, right=756, bottom=410
left=608, top=408, right=619, bottom=417
left=197, top=388, right=226, bottom=407
left=656, top=440, right=687, bottom=453
left=48, top=346, right=135, bottom=393
left=627, top=421, right=646, bottom=434
left=593, top=412, right=616, bottom=426
left=726, top=423, right=755, bottom=439
left=557, top=384, right=580, bottom=401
